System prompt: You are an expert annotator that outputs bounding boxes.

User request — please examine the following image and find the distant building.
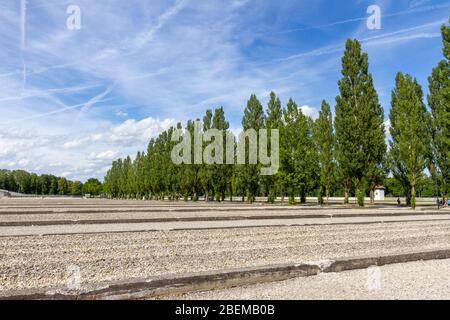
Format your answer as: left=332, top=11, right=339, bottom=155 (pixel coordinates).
left=0, top=190, right=11, bottom=198
left=374, top=186, right=385, bottom=201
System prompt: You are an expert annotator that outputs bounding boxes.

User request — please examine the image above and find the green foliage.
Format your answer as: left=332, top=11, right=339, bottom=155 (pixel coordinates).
left=0, top=169, right=82, bottom=196
left=70, top=181, right=83, bottom=196
left=389, top=73, right=431, bottom=209
left=82, top=178, right=103, bottom=196
left=240, top=94, right=265, bottom=203
left=57, top=178, right=69, bottom=195
left=279, top=98, right=317, bottom=204
left=212, top=107, right=232, bottom=201
left=334, top=39, right=386, bottom=206
left=264, top=92, right=283, bottom=203
left=199, top=109, right=215, bottom=201
left=428, top=22, right=450, bottom=199
left=314, top=100, right=335, bottom=205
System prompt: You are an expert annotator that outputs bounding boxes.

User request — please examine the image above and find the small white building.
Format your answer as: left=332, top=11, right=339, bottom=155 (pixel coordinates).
left=374, top=186, right=385, bottom=201
left=0, top=190, right=11, bottom=198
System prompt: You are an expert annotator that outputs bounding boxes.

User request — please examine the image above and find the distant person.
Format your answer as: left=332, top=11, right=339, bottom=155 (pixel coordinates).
left=436, top=197, right=441, bottom=210
left=397, top=197, right=401, bottom=206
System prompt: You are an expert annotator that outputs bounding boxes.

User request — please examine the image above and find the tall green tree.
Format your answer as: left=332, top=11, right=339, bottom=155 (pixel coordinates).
left=211, top=107, right=232, bottom=201
left=334, top=39, right=386, bottom=206
left=240, top=94, right=265, bottom=203
left=389, top=72, right=431, bottom=209
left=428, top=22, right=450, bottom=200
left=57, top=177, right=69, bottom=195
left=14, top=170, right=31, bottom=194
left=279, top=98, right=316, bottom=204
left=314, top=100, right=335, bottom=205
left=264, top=92, right=283, bottom=203
left=199, top=110, right=214, bottom=201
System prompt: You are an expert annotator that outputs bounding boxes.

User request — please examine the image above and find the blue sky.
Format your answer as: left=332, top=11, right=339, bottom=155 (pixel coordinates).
left=0, top=0, right=448, bottom=181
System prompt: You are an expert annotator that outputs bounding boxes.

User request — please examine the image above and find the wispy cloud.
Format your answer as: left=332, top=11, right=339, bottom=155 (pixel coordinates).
left=0, top=0, right=446, bottom=180
left=131, top=0, right=189, bottom=50
left=80, top=85, right=114, bottom=112
left=269, top=3, right=450, bottom=35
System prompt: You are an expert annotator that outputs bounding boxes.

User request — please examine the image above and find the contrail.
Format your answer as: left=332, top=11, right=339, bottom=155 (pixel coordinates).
left=20, top=0, right=26, bottom=50
left=20, top=0, right=27, bottom=92
left=274, top=19, right=446, bottom=63
left=1, top=97, right=115, bottom=125
left=270, top=3, right=450, bottom=35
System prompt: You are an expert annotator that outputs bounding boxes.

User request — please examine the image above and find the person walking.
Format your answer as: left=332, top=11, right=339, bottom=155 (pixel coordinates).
left=436, top=197, right=441, bottom=210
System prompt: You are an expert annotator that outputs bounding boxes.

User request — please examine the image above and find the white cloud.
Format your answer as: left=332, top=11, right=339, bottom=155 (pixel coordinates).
left=300, top=105, right=319, bottom=120
left=109, top=117, right=177, bottom=144
left=0, top=116, right=177, bottom=181
left=88, top=150, right=119, bottom=161
left=18, top=159, right=30, bottom=166
left=384, top=119, right=392, bottom=140
left=116, top=110, right=128, bottom=117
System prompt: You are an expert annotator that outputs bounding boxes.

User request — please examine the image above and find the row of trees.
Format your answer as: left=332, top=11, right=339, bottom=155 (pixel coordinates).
left=0, top=169, right=83, bottom=196
left=388, top=22, right=449, bottom=208
left=104, top=23, right=449, bottom=208
left=0, top=169, right=103, bottom=197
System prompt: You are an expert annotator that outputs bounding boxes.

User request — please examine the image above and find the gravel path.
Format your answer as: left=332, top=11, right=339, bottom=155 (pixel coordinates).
left=168, top=259, right=450, bottom=300
left=0, top=209, right=445, bottom=223
left=1, top=221, right=449, bottom=292
left=1, top=214, right=449, bottom=236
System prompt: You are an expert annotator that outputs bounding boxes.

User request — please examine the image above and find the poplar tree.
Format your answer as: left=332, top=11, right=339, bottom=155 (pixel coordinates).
left=212, top=107, right=232, bottom=201
left=241, top=94, right=265, bottom=203
left=314, top=100, right=335, bottom=205
left=280, top=98, right=314, bottom=204
left=428, top=22, right=450, bottom=200
left=389, top=72, right=431, bottom=209
left=199, top=110, right=214, bottom=201
left=335, top=39, right=386, bottom=206
left=264, top=92, right=283, bottom=203
left=180, top=120, right=201, bottom=201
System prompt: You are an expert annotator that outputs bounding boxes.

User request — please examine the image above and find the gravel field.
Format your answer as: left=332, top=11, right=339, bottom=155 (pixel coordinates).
left=168, top=259, right=450, bottom=300
left=1, top=220, right=449, bottom=292
left=0, top=209, right=445, bottom=223
left=2, top=214, right=450, bottom=236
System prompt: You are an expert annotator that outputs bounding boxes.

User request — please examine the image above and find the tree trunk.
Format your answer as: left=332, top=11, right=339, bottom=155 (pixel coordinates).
left=300, top=188, right=306, bottom=204
left=356, top=179, right=365, bottom=207
left=411, top=184, right=416, bottom=209
left=344, top=178, right=350, bottom=205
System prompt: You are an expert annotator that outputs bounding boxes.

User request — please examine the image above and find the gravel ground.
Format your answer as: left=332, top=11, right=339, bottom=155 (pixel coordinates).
left=1, top=214, right=450, bottom=236
left=167, top=259, right=450, bottom=300
left=0, top=221, right=449, bottom=292
left=0, top=209, right=445, bottom=223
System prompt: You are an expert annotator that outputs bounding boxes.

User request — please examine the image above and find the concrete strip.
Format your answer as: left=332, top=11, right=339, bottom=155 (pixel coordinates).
left=1, top=248, right=449, bottom=300
left=0, top=214, right=449, bottom=237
